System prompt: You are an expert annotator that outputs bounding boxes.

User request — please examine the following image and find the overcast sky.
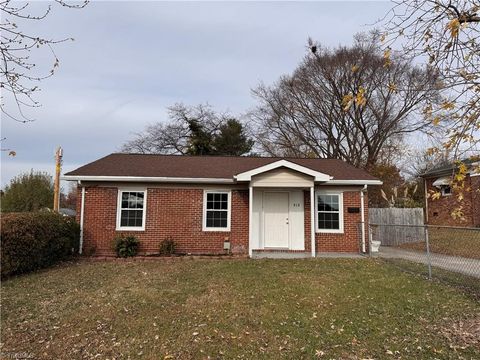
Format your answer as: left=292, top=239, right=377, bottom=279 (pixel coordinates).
left=1, top=1, right=392, bottom=188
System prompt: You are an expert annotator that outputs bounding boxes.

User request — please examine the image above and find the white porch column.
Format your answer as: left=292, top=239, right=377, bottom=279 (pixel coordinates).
left=248, top=185, right=253, bottom=257
left=310, top=186, right=315, bottom=257
left=360, top=185, right=367, bottom=253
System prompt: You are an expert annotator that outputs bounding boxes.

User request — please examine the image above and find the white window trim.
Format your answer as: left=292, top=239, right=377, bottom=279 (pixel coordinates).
left=202, top=190, right=231, bottom=232
left=441, top=185, right=452, bottom=196
left=116, top=188, right=147, bottom=231
left=315, top=190, right=344, bottom=234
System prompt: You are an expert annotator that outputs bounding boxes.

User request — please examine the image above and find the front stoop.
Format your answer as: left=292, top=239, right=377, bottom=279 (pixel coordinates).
left=251, top=250, right=311, bottom=259
left=315, top=252, right=365, bottom=259
left=251, top=250, right=365, bottom=259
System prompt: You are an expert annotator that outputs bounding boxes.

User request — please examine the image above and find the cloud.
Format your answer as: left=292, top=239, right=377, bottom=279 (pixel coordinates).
left=1, top=1, right=390, bottom=187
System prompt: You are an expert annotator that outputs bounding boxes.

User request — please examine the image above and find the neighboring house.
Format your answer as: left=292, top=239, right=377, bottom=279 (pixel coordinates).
left=422, top=160, right=480, bottom=227
left=59, top=208, right=76, bottom=217
left=63, top=154, right=382, bottom=257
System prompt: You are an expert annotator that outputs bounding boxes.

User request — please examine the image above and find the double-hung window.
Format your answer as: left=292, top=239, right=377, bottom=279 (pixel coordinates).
left=441, top=185, right=452, bottom=196
left=203, top=190, right=231, bottom=231
left=116, top=189, right=147, bottom=230
left=316, top=192, right=343, bottom=233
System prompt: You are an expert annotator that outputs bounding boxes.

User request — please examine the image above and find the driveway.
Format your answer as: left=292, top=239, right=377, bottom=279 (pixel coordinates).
left=378, top=246, right=480, bottom=278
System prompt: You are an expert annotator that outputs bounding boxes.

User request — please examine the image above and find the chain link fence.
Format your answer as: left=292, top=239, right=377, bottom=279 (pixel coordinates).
left=368, top=223, right=480, bottom=298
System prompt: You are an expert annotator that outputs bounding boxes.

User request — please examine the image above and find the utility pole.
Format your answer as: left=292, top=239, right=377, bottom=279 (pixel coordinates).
left=53, top=146, right=63, bottom=212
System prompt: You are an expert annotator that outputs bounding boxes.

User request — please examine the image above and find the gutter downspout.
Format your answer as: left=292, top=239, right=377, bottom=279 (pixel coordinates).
left=360, top=185, right=367, bottom=253
left=248, top=185, right=253, bottom=258
left=310, top=186, right=315, bottom=257
left=79, top=182, right=86, bottom=255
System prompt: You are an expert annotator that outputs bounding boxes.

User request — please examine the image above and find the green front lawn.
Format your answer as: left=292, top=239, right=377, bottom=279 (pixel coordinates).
left=1, top=259, right=479, bottom=359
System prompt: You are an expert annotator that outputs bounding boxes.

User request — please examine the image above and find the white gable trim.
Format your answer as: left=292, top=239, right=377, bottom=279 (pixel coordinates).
left=234, top=160, right=332, bottom=182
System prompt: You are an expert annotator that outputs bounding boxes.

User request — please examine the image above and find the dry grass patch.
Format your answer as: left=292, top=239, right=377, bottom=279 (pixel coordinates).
left=433, top=316, right=480, bottom=351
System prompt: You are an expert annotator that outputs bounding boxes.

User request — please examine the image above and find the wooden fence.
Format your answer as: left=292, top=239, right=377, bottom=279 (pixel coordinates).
left=369, top=208, right=425, bottom=246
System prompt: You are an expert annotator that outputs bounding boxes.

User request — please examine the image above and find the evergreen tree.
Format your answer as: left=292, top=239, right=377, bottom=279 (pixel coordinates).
left=213, top=119, right=254, bottom=156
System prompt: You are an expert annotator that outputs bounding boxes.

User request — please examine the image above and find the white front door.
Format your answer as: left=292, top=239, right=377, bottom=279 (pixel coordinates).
left=263, top=192, right=289, bottom=248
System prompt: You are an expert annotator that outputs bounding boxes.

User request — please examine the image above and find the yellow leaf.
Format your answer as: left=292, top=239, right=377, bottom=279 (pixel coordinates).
left=458, top=163, right=468, bottom=174
left=383, top=48, right=392, bottom=67
left=351, top=65, right=359, bottom=73
left=387, top=83, right=397, bottom=93
left=355, top=87, right=367, bottom=107
left=431, top=191, right=441, bottom=200
left=446, top=18, right=460, bottom=38
left=451, top=207, right=464, bottom=220
left=432, top=116, right=441, bottom=125
left=342, top=94, right=354, bottom=111
left=441, top=101, right=455, bottom=110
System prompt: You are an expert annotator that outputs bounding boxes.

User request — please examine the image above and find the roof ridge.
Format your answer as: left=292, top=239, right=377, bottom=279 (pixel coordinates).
left=110, top=152, right=342, bottom=161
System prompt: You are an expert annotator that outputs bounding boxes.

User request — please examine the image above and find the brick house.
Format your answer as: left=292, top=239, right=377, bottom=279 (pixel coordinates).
left=422, top=161, right=480, bottom=227
left=63, top=154, right=382, bottom=257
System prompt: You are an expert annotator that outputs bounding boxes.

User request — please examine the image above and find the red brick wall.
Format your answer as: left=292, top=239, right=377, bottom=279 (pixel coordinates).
left=425, top=175, right=477, bottom=227
left=79, top=186, right=248, bottom=256
left=304, top=190, right=366, bottom=253
left=78, top=185, right=369, bottom=256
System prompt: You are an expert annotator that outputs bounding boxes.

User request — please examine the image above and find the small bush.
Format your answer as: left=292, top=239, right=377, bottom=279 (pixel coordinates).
left=159, top=238, right=176, bottom=256
left=1, top=212, right=80, bottom=278
left=114, top=235, right=139, bottom=258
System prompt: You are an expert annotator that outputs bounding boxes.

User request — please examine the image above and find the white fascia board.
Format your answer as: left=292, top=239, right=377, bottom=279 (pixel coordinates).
left=61, top=175, right=235, bottom=184
left=234, top=160, right=332, bottom=182
left=325, top=179, right=383, bottom=185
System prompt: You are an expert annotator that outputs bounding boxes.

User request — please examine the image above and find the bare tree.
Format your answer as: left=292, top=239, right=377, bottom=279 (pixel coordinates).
left=1, top=0, right=87, bottom=122
left=381, top=0, right=480, bottom=159
left=122, top=103, right=254, bottom=156
left=251, top=32, right=441, bottom=169
left=122, top=104, right=204, bottom=155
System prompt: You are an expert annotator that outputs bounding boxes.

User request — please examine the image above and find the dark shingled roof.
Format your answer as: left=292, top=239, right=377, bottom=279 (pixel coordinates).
left=422, top=157, right=480, bottom=177
left=65, top=153, right=379, bottom=181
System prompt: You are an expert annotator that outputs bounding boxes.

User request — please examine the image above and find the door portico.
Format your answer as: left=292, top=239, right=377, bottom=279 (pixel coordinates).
left=236, top=160, right=331, bottom=257
left=245, top=167, right=316, bottom=255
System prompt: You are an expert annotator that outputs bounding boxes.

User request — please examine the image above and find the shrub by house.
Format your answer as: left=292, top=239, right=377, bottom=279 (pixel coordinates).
left=1, top=212, right=80, bottom=278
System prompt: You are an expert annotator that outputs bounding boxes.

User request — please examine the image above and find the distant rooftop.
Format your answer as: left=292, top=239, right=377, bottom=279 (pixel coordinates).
left=422, top=156, right=480, bottom=177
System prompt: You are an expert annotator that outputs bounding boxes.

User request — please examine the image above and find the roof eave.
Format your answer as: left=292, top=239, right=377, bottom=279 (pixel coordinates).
left=421, top=160, right=480, bottom=178
left=324, top=180, right=383, bottom=185
left=62, top=175, right=382, bottom=186
left=61, top=175, right=236, bottom=184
